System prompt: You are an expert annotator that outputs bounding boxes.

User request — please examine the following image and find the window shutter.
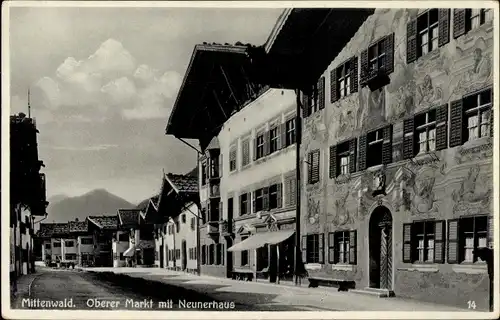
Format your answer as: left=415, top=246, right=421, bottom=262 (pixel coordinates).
left=276, top=183, right=282, bottom=208
left=307, top=152, right=313, bottom=183
left=447, top=219, right=459, bottom=264
left=318, top=76, right=325, bottom=110
left=488, top=216, right=494, bottom=247
left=449, top=99, right=464, bottom=147
left=403, top=118, right=415, bottom=159
left=312, top=150, right=320, bottom=183
left=349, top=139, right=357, bottom=173
left=246, top=193, right=251, bottom=215
left=433, top=220, right=446, bottom=263
left=219, top=153, right=223, bottom=177
left=383, top=33, right=395, bottom=74
left=318, top=233, right=325, bottom=264
left=328, top=232, right=335, bottom=264
left=453, top=9, right=467, bottom=39
left=252, top=138, right=257, bottom=161
left=402, top=223, right=412, bottom=263
left=263, top=187, right=270, bottom=211
left=438, top=9, right=451, bottom=47
left=330, top=68, right=338, bottom=103
left=360, top=49, right=369, bottom=85
left=301, top=235, right=307, bottom=263
left=406, top=18, right=418, bottom=64
left=351, top=56, right=359, bottom=94
left=264, top=131, right=271, bottom=156
left=302, top=92, right=310, bottom=118
left=358, top=134, right=368, bottom=171
left=252, top=191, right=257, bottom=213
left=289, top=178, right=296, bottom=207
left=219, top=201, right=223, bottom=221
left=436, top=104, right=449, bottom=150
left=490, top=99, right=494, bottom=138
left=222, top=244, right=225, bottom=265
left=382, top=125, right=393, bottom=165
left=280, top=122, right=286, bottom=149
left=329, top=145, right=337, bottom=178
left=349, top=230, right=357, bottom=265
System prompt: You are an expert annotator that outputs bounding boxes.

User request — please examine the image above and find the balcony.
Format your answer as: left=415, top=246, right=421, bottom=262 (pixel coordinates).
left=360, top=67, right=390, bottom=91
left=220, top=220, right=234, bottom=237
left=207, top=221, right=219, bottom=236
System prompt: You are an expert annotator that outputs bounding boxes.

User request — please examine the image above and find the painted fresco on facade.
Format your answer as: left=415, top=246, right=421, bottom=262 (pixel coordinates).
left=452, top=164, right=493, bottom=216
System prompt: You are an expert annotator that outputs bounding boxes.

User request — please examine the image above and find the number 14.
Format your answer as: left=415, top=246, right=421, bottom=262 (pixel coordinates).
left=467, top=300, right=477, bottom=309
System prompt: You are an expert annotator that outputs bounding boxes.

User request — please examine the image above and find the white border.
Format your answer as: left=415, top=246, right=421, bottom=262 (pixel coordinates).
left=2, top=1, right=499, bottom=319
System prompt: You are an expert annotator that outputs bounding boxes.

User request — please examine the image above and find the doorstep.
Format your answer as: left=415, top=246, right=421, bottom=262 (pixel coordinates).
left=349, top=287, right=395, bottom=298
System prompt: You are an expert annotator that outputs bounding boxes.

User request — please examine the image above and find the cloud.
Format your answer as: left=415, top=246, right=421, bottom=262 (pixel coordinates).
left=33, top=38, right=181, bottom=121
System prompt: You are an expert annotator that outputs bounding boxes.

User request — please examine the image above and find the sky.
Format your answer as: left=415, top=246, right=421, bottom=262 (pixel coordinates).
left=9, top=5, right=283, bottom=204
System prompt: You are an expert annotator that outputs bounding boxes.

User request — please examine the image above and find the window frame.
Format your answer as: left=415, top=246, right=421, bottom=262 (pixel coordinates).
left=467, top=8, right=493, bottom=32
left=336, top=141, right=351, bottom=177
left=256, top=134, right=265, bottom=159
left=417, top=9, right=439, bottom=58
left=268, top=184, right=279, bottom=210
left=458, top=215, right=488, bottom=264
left=201, top=161, right=207, bottom=186
left=269, top=125, right=279, bottom=154
left=254, top=188, right=264, bottom=212
left=240, top=236, right=249, bottom=266
left=240, top=193, right=249, bottom=215
left=415, top=109, right=437, bottom=155
left=285, top=118, right=296, bottom=147
left=241, top=139, right=250, bottom=167
left=337, top=60, right=352, bottom=99
left=464, top=89, right=492, bottom=142
left=229, top=146, right=237, bottom=172
left=306, top=234, right=320, bottom=264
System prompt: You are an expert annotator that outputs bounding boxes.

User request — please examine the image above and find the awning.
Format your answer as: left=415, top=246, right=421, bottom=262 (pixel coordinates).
left=227, top=229, right=294, bottom=252
left=123, top=246, right=135, bottom=257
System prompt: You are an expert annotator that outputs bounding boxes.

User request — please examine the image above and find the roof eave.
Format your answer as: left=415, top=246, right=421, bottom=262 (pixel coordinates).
left=263, top=8, right=293, bottom=53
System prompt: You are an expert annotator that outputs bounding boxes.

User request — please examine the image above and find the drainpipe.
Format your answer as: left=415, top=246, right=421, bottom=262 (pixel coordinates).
left=294, top=89, right=302, bottom=286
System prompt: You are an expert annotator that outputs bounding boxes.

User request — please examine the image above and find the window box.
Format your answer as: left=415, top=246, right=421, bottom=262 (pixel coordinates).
left=360, top=34, right=394, bottom=91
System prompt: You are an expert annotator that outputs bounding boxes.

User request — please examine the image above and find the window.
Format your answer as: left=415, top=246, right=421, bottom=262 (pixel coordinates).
left=176, top=221, right=180, bottom=233
left=302, top=77, right=325, bottom=117
left=415, top=109, right=437, bottom=154
left=361, top=34, right=394, bottom=88
left=338, top=145, right=350, bottom=176
left=285, top=118, right=296, bottom=147
left=190, top=217, right=196, bottom=231
left=305, top=234, right=324, bottom=264
left=240, top=236, right=249, bottom=266
left=201, top=245, right=206, bottom=264
left=45, top=243, right=51, bottom=249
left=337, top=60, right=352, bottom=99
left=227, top=198, right=233, bottom=220
left=119, top=253, right=124, bottom=260
left=229, top=147, right=237, bottom=172
left=330, top=139, right=356, bottom=178
left=269, top=126, right=279, bottom=153
left=285, top=176, right=297, bottom=207
left=368, top=39, right=386, bottom=73
left=307, top=149, right=320, bottom=184
left=464, top=89, right=492, bottom=141
left=239, top=193, right=248, bottom=215
left=201, top=161, right=207, bottom=186
left=459, top=216, right=488, bottom=263
left=181, top=214, right=186, bottom=224
left=403, top=220, right=445, bottom=264
left=209, top=244, right=215, bottom=265
left=367, top=128, right=384, bottom=167
left=253, top=188, right=264, bottom=212
left=328, top=231, right=357, bottom=265
left=459, top=9, right=493, bottom=34
left=65, top=254, right=76, bottom=261
left=216, top=243, right=223, bottom=265
left=241, top=139, right=250, bottom=166
left=118, top=234, right=128, bottom=242
left=194, top=247, right=197, bottom=260
left=256, top=134, right=265, bottom=159
left=417, top=9, right=439, bottom=57
left=53, top=242, right=61, bottom=248
left=268, top=184, right=281, bottom=210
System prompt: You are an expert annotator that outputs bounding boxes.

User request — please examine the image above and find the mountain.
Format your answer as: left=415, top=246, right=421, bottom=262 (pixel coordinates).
left=48, top=194, right=69, bottom=204
left=47, top=189, right=135, bottom=222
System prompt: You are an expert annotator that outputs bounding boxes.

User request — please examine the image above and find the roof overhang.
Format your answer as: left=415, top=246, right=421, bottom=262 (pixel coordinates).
left=165, top=44, right=262, bottom=150
left=250, top=8, right=375, bottom=92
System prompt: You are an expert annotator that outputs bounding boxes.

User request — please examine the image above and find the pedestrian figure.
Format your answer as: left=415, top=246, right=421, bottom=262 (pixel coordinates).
left=474, top=247, right=494, bottom=312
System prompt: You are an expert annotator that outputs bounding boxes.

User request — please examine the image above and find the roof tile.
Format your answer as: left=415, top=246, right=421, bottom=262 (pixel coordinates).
left=88, top=215, right=118, bottom=230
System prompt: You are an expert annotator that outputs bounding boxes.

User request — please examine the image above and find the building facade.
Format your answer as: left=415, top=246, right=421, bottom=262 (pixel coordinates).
left=282, top=8, right=494, bottom=309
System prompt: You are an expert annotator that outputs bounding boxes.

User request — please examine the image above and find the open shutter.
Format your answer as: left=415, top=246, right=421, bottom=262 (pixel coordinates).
left=449, top=99, right=464, bottom=147
left=252, top=138, right=257, bottom=161
left=382, top=125, right=393, bottom=165
left=264, top=131, right=271, bottom=156
left=219, top=201, right=223, bottom=221
left=407, top=18, right=418, bottom=64
left=252, top=191, right=256, bottom=213
left=219, top=153, right=223, bottom=177
left=434, top=220, right=446, bottom=263
left=351, top=56, right=359, bottom=94
left=383, top=33, right=395, bottom=74
left=263, top=187, right=270, bottom=211
left=302, top=92, right=310, bottom=118
left=490, top=89, right=494, bottom=138
left=318, top=233, right=325, bottom=264
left=358, top=135, right=368, bottom=171
left=318, top=76, right=325, bottom=110
left=246, top=193, right=251, bottom=215
left=487, top=216, right=494, bottom=248
left=360, top=49, right=369, bottom=85
left=330, top=68, right=338, bottom=103
left=436, top=104, right=449, bottom=150
left=328, top=232, right=335, bottom=264
left=403, top=118, right=415, bottom=159
left=453, top=9, right=467, bottom=39
left=312, top=150, right=320, bottom=183
left=349, top=139, right=357, bottom=173
left=349, top=230, right=357, bottom=265
left=276, top=183, right=282, bottom=208
left=329, top=145, right=337, bottom=178
left=301, top=235, right=307, bottom=263
left=307, top=152, right=313, bottom=183
left=289, top=177, right=296, bottom=207
left=402, top=223, right=412, bottom=263
left=280, top=122, right=286, bottom=149
left=438, top=9, right=451, bottom=47
left=447, top=219, right=459, bottom=264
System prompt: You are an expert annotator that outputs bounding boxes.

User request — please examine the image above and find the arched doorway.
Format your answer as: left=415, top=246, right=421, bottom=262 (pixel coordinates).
left=369, top=206, right=393, bottom=290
